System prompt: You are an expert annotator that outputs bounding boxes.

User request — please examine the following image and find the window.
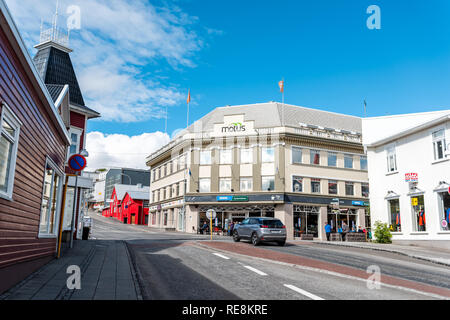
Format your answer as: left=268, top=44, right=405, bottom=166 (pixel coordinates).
left=292, top=176, right=303, bottom=192
left=179, top=155, right=186, bottom=170
left=345, top=182, right=354, bottom=196
left=344, top=154, right=353, bottom=169
left=39, top=159, right=63, bottom=236
left=328, top=180, right=338, bottom=195
left=68, top=127, right=82, bottom=158
left=0, top=105, right=21, bottom=200
left=432, top=129, right=447, bottom=161
left=412, top=195, right=426, bottom=231
left=199, top=178, right=211, bottom=193
left=310, top=150, right=320, bottom=165
left=262, top=147, right=274, bottom=163
left=176, top=183, right=180, bottom=196
left=292, top=147, right=302, bottom=164
left=220, top=149, right=232, bottom=164
left=328, top=152, right=337, bottom=167
left=163, top=164, right=167, bottom=177
left=360, top=156, right=368, bottom=170
left=387, top=146, right=397, bottom=172
left=200, top=150, right=211, bottom=165
left=362, top=183, right=369, bottom=197
left=219, top=178, right=232, bottom=192
left=240, top=148, right=253, bottom=164
left=311, top=178, right=321, bottom=193
left=262, top=176, right=275, bottom=191
left=240, top=177, right=253, bottom=192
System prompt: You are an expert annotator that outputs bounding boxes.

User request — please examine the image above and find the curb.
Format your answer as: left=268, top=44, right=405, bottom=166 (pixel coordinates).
left=123, top=241, right=144, bottom=300
left=308, top=241, right=450, bottom=267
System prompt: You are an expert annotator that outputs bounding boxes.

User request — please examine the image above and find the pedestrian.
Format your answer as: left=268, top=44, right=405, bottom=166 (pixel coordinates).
left=357, top=226, right=363, bottom=233
left=229, top=221, right=234, bottom=236
left=342, top=222, right=349, bottom=241
left=324, top=222, right=331, bottom=241
left=201, top=221, right=208, bottom=234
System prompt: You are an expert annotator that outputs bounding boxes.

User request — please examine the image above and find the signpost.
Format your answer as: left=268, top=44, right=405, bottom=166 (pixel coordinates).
left=206, top=209, right=216, bottom=240
left=68, top=154, right=87, bottom=249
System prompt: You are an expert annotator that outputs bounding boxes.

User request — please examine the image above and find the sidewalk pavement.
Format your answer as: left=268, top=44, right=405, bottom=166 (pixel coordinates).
left=0, top=240, right=142, bottom=300
left=301, top=240, right=450, bottom=267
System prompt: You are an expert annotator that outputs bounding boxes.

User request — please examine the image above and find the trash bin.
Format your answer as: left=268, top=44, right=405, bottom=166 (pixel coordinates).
left=82, top=227, right=90, bottom=240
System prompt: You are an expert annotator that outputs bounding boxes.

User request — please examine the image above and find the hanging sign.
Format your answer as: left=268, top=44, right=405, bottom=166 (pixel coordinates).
left=405, top=173, right=418, bottom=182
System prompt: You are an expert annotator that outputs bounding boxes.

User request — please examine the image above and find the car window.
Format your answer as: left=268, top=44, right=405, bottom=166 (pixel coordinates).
left=241, top=219, right=249, bottom=225
left=259, top=219, right=284, bottom=228
left=249, top=218, right=258, bottom=225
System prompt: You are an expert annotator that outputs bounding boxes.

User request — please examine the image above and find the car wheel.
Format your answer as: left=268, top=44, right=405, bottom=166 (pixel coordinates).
left=277, top=240, right=286, bottom=246
left=233, top=231, right=240, bottom=242
left=251, top=233, right=260, bottom=246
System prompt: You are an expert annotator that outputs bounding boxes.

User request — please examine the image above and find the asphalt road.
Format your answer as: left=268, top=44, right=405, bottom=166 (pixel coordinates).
left=89, top=211, right=450, bottom=300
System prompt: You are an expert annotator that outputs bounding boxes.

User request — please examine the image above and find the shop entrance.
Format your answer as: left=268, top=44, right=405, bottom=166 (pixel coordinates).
left=328, top=207, right=358, bottom=232
left=439, top=192, right=450, bottom=230
left=293, top=205, right=319, bottom=237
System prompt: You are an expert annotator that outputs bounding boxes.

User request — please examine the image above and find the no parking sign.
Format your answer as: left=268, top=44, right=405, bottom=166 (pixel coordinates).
left=68, top=154, right=87, bottom=172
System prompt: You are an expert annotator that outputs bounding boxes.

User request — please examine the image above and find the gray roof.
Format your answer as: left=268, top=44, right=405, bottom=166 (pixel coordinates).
left=45, top=84, right=65, bottom=102
left=126, top=191, right=150, bottom=200
left=114, top=184, right=150, bottom=201
left=179, top=102, right=362, bottom=136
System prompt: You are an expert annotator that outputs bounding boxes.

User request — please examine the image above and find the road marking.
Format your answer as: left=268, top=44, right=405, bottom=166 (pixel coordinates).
left=243, top=265, right=268, bottom=276
left=284, top=284, right=325, bottom=300
left=212, top=253, right=230, bottom=260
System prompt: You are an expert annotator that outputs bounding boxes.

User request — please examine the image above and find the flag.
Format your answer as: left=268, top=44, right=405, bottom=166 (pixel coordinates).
left=278, top=80, right=284, bottom=93
left=187, top=89, right=191, bottom=104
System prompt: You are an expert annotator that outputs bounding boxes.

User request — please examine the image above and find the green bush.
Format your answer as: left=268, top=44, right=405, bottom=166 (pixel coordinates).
left=373, top=221, right=392, bottom=244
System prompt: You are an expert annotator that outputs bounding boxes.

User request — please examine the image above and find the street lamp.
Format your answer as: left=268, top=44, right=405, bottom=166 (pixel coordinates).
left=120, top=173, right=132, bottom=185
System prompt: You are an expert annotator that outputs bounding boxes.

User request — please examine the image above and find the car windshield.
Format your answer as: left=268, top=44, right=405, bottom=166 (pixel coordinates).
left=258, top=219, right=284, bottom=228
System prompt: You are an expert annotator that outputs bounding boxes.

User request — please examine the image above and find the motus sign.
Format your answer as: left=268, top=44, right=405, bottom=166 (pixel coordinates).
left=221, top=122, right=246, bottom=133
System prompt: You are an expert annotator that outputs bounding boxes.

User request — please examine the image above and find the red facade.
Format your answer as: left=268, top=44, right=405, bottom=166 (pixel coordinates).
left=103, top=187, right=148, bottom=225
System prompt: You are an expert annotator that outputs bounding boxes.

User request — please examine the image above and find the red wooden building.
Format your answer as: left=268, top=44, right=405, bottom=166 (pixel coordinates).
left=0, top=0, right=70, bottom=294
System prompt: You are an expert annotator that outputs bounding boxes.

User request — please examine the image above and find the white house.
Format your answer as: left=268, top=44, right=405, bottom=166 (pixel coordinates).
left=363, top=110, right=450, bottom=249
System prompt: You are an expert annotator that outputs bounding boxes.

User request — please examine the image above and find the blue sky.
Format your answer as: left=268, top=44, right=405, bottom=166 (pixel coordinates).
left=6, top=0, right=450, bottom=168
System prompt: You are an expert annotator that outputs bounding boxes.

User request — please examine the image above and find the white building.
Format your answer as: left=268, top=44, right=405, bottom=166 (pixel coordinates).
left=363, top=110, right=450, bottom=249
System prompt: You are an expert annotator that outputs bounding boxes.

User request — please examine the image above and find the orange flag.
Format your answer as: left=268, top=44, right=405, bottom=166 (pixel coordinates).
left=187, top=89, right=191, bottom=104
left=278, top=80, right=284, bottom=93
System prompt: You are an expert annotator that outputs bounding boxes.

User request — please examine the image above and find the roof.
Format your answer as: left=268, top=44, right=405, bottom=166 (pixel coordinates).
left=45, top=84, right=65, bottom=102
left=113, top=184, right=150, bottom=201
left=177, top=102, right=362, bottom=136
left=0, top=0, right=70, bottom=145
left=125, top=191, right=150, bottom=201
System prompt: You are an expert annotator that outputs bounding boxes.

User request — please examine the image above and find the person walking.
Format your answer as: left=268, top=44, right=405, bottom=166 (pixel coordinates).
left=342, top=221, right=349, bottom=241
left=229, top=221, right=235, bottom=236
left=324, top=222, right=331, bottom=241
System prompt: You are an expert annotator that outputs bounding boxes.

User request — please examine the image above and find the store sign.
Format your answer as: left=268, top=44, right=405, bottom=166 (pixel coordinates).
left=405, top=173, right=418, bottom=182
left=232, top=196, right=249, bottom=202
left=217, top=196, right=233, bottom=202
left=352, top=201, right=364, bottom=206
left=411, top=197, right=418, bottom=206
left=216, top=195, right=249, bottom=202
left=212, top=115, right=256, bottom=137
left=221, top=122, right=246, bottom=133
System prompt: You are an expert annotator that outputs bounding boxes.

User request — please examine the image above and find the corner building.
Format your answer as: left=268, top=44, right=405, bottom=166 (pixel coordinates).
left=146, top=103, right=369, bottom=240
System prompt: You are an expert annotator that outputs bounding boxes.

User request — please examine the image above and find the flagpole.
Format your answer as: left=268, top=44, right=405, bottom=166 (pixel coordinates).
left=187, top=89, right=190, bottom=128
left=165, top=105, right=168, bottom=134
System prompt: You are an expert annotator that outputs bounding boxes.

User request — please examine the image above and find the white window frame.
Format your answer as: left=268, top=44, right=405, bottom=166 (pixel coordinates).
left=67, top=126, right=82, bottom=160
left=200, top=150, right=212, bottom=165
left=327, top=152, right=337, bottom=167
left=220, top=149, right=233, bottom=165
left=261, top=147, right=275, bottom=163
left=240, top=148, right=253, bottom=164
left=0, top=104, right=22, bottom=201
left=386, top=144, right=397, bottom=173
left=310, top=149, right=320, bottom=165
left=219, top=178, right=232, bottom=192
left=328, top=180, right=338, bottom=195
left=432, top=128, right=447, bottom=161
left=199, top=178, right=211, bottom=193
left=38, top=157, right=64, bottom=238
left=344, top=154, right=354, bottom=169
left=262, top=175, right=275, bottom=191
left=360, top=156, right=368, bottom=171
left=240, top=177, right=253, bottom=192
left=345, top=181, right=354, bottom=196
left=292, top=146, right=302, bottom=164
left=292, top=176, right=303, bottom=192
left=311, top=178, right=321, bottom=193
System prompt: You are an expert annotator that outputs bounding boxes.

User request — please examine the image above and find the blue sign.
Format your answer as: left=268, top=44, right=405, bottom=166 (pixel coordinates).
left=68, top=154, right=87, bottom=172
left=352, top=201, right=364, bottom=206
left=217, top=196, right=233, bottom=202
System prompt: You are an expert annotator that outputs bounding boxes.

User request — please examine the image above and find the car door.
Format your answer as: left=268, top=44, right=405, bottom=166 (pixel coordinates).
left=248, top=218, right=259, bottom=236
left=238, top=218, right=250, bottom=238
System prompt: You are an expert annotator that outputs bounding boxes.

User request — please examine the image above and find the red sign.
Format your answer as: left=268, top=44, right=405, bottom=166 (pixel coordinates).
left=68, top=154, right=87, bottom=172
left=405, top=173, right=418, bottom=182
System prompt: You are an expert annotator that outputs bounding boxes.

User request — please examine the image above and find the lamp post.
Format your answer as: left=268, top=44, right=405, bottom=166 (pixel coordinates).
left=120, top=173, right=132, bottom=185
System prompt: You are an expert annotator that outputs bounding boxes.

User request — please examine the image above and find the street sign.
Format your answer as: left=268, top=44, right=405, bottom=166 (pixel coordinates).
left=206, top=209, right=216, bottom=220
left=68, top=154, right=87, bottom=172
left=441, top=219, right=448, bottom=229
left=411, top=198, right=418, bottom=206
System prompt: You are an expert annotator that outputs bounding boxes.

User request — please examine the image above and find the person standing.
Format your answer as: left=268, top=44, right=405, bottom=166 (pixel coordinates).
left=342, top=222, right=349, bottom=241
left=324, top=222, right=331, bottom=241
left=229, top=221, right=235, bottom=236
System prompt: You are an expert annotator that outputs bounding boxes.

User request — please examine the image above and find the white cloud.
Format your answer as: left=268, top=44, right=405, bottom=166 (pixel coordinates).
left=85, top=131, right=170, bottom=170
left=5, top=0, right=211, bottom=122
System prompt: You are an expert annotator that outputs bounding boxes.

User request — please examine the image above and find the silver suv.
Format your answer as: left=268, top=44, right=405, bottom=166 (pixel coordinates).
left=233, top=217, right=286, bottom=246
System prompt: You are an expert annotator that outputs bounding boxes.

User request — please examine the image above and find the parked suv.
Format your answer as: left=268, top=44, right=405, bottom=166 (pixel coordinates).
left=233, top=217, right=286, bottom=246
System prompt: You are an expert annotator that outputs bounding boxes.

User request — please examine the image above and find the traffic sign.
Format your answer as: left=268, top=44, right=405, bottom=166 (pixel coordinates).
left=206, top=209, right=216, bottom=220
left=68, top=154, right=87, bottom=172
left=441, top=219, right=448, bottom=229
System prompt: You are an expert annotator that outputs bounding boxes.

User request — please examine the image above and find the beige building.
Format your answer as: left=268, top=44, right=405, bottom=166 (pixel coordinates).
left=146, top=102, right=369, bottom=240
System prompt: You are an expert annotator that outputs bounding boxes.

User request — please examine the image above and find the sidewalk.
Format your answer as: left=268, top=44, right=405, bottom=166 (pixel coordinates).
left=302, top=240, right=450, bottom=267
left=0, top=240, right=142, bottom=300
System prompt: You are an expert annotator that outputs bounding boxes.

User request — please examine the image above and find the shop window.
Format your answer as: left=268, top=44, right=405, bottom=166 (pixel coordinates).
left=388, top=198, right=401, bottom=232
left=360, top=156, right=368, bottom=170
left=310, top=149, right=320, bottom=165
left=441, top=192, right=450, bottom=230
left=328, top=152, right=337, bottom=167
left=0, top=105, right=21, bottom=200
left=39, top=159, right=63, bottom=237
left=293, top=176, right=303, bottom=192
left=262, top=147, right=274, bottom=163
left=292, top=147, right=302, bottom=164
left=219, top=178, right=232, bottom=192
left=328, top=180, right=338, bottom=195
left=163, top=211, right=168, bottom=226
left=262, top=176, right=275, bottom=191
left=220, top=149, right=232, bottom=164
left=386, top=145, right=397, bottom=172
left=240, top=148, right=253, bottom=164
left=311, top=178, right=321, bottom=193
left=344, top=154, right=353, bottom=169
left=411, top=195, right=426, bottom=231
left=200, top=150, right=211, bottom=165
left=199, top=178, right=211, bottom=193
left=362, top=183, right=369, bottom=197
left=240, top=177, right=253, bottom=192
left=432, top=129, right=447, bottom=161
left=345, top=182, right=354, bottom=196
